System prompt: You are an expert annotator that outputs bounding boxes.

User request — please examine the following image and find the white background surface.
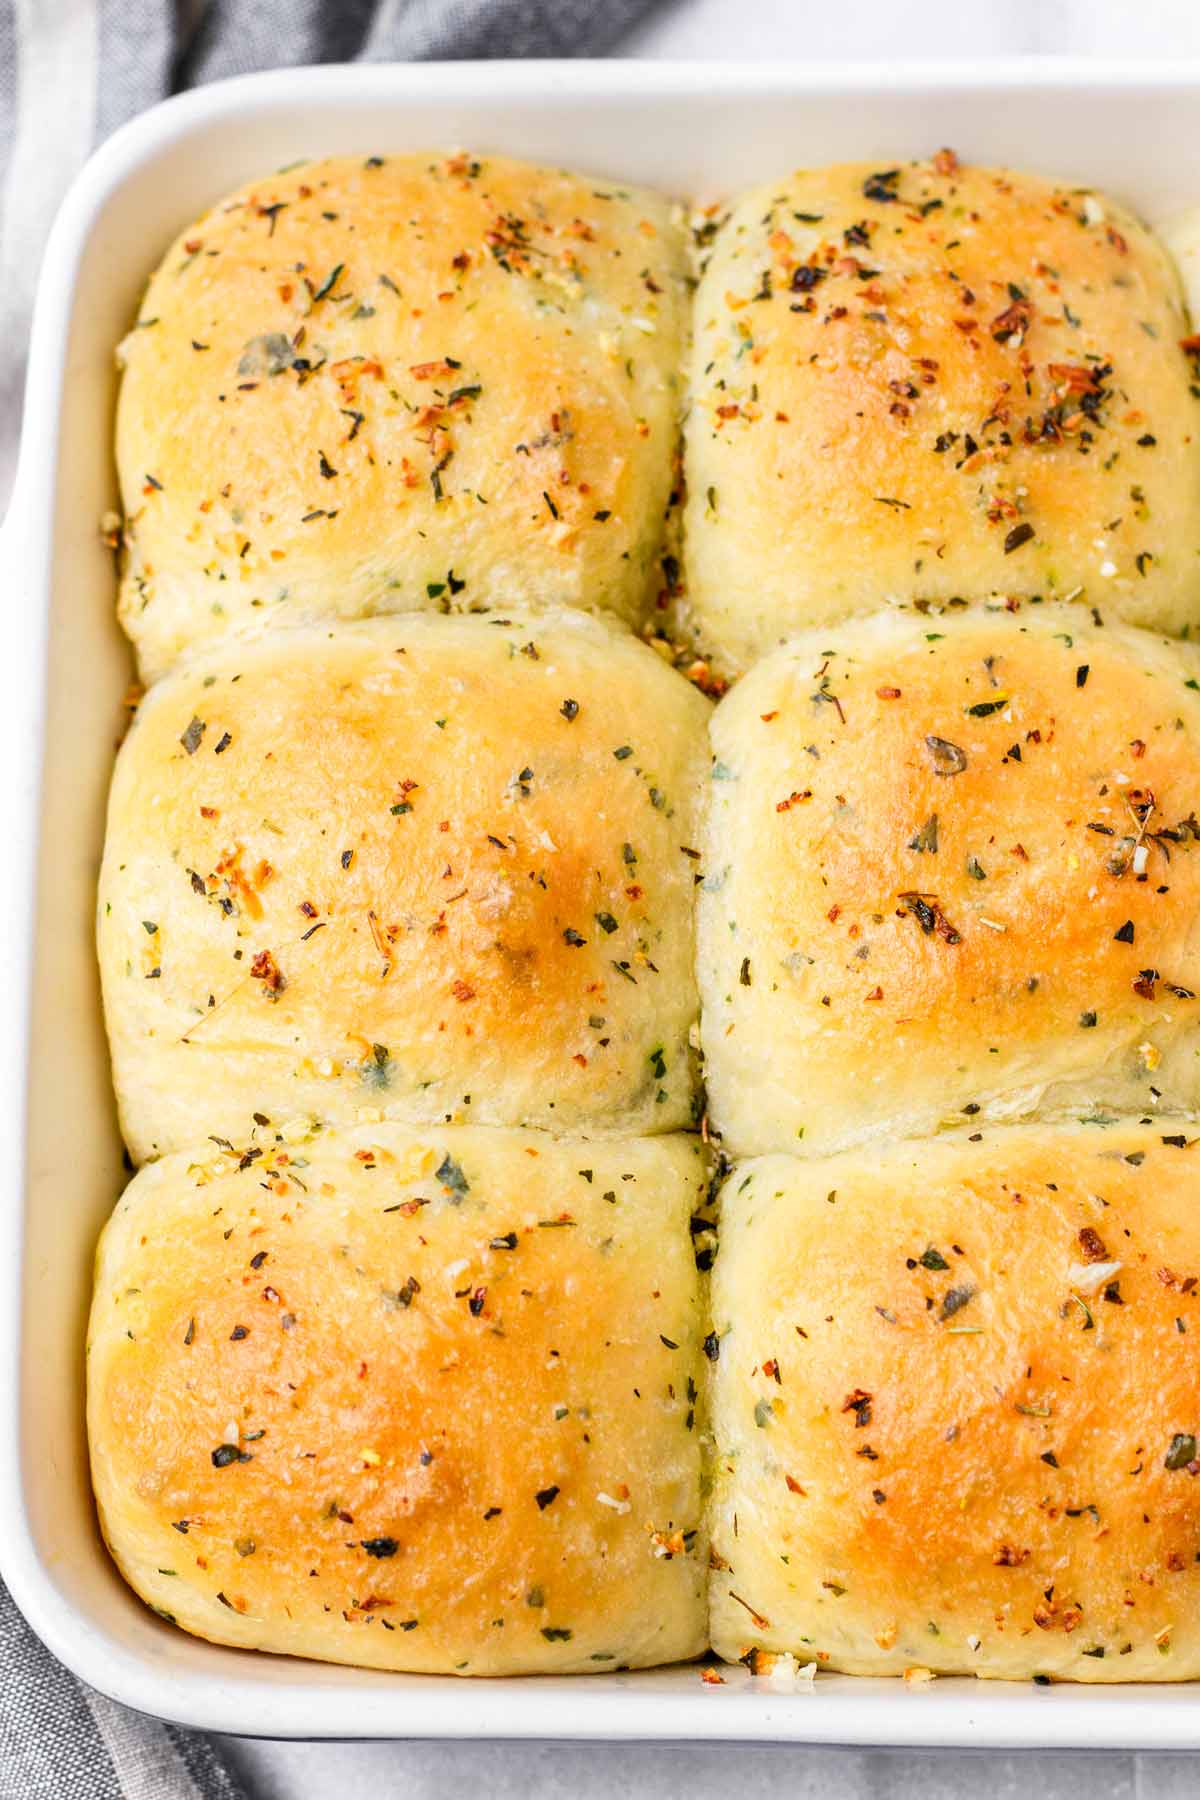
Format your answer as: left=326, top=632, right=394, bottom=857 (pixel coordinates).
left=213, top=3, right=1200, bottom=1795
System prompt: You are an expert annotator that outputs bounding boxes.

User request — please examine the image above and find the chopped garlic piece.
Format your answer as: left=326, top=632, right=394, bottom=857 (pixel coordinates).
left=1066, top=1259, right=1122, bottom=1293
left=280, top=1114, right=316, bottom=1143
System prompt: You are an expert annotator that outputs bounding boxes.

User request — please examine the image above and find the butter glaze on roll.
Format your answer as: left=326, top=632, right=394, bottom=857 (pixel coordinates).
left=88, top=1123, right=709, bottom=1675
left=700, top=604, right=1200, bottom=1158
left=709, top=1123, right=1200, bottom=1681
left=116, top=152, right=689, bottom=680
left=685, top=155, right=1200, bottom=672
left=99, top=610, right=708, bottom=1163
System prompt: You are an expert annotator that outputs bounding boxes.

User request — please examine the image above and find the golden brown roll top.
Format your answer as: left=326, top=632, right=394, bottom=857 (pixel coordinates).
left=685, top=155, right=1200, bottom=672
left=116, top=152, right=689, bottom=680
left=88, top=1123, right=710, bottom=1676
left=99, top=610, right=709, bottom=1164
left=709, top=1123, right=1200, bottom=1681
left=699, top=603, right=1200, bottom=1159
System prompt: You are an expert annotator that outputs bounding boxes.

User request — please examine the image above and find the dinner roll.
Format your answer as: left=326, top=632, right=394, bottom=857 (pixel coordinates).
left=99, top=610, right=708, bottom=1164
left=116, top=152, right=689, bottom=680
left=89, top=1122, right=709, bottom=1675
left=699, top=603, right=1200, bottom=1159
left=709, top=1122, right=1200, bottom=1681
left=685, top=155, right=1200, bottom=672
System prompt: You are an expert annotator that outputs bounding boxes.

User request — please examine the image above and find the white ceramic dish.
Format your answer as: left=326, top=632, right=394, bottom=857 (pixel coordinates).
left=5, top=56, right=1200, bottom=1747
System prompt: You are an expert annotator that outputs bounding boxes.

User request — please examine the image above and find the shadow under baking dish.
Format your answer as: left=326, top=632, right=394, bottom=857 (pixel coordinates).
left=5, top=56, right=1200, bottom=1744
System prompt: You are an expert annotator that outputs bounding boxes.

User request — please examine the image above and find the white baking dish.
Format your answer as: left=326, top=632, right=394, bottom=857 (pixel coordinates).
left=5, top=56, right=1200, bottom=1747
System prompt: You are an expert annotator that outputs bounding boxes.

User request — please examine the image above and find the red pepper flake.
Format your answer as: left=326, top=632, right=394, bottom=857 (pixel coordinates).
left=249, top=949, right=286, bottom=995
left=991, top=297, right=1033, bottom=342
left=409, top=358, right=459, bottom=380
left=876, top=685, right=902, bottom=700
left=993, top=1542, right=1030, bottom=1567
left=1048, top=362, right=1104, bottom=395
left=1078, top=1226, right=1109, bottom=1263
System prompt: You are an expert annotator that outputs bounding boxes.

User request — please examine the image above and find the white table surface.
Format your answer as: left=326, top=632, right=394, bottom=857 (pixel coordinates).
left=622, top=0, right=1200, bottom=62
left=216, top=3, right=1200, bottom=1794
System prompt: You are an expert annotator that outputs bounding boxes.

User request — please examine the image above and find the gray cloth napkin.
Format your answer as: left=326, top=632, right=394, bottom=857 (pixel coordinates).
left=0, top=6, right=665, bottom=1792
left=0, top=1578, right=243, bottom=1800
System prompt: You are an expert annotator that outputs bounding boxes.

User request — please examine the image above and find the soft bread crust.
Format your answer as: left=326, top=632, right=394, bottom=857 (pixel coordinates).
left=99, top=610, right=708, bottom=1163
left=700, top=603, right=1200, bottom=1158
left=709, top=1122, right=1200, bottom=1681
left=116, top=152, right=688, bottom=680
left=685, top=157, right=1200, bottom=672
left=88, top=1123, right=709, bottom=1676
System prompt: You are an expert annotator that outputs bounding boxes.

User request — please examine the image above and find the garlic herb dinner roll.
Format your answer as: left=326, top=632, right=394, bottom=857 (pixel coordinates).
left=709, top=1124, right=1200, bottom=1681
left=685, top=155, right=1200, bottom=671
left=699, top=604, right=1200, bottom=1158
left=89, top=1123, right=709, bottom=1675
left=99, top=610, right=708, bottom=1163
left=116, top=152, right=689, bottom=680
